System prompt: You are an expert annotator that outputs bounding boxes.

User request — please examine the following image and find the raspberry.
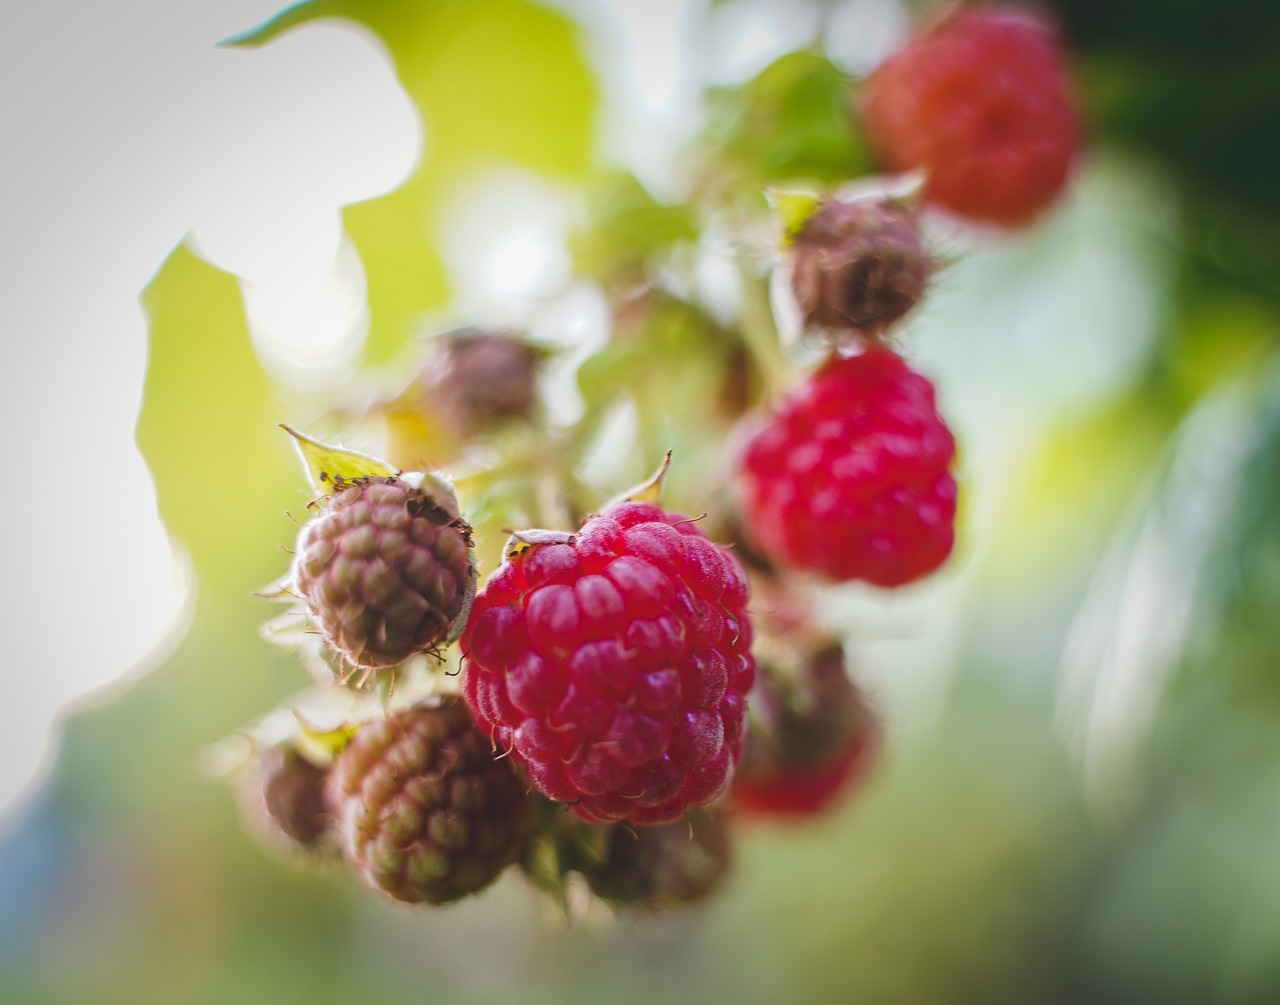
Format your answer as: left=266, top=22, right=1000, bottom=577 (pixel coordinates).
left=326, top=698, right=532, bottom=905
left=789, top=198, right=929, bottom=339
left=461, top=501, right=755, bottom=826
left=418, top=327, right=540, bottom=436
left=579, top=810, right=732, bottom=909
left=239, top=742, right=333, bottom=854
left=291, top=474, right=475, bottom=672
left=731, top=642, right=878, bottom=820
left=736, top=347, right=956, bottom=586
left=861, top=9, right=1078, bottom=226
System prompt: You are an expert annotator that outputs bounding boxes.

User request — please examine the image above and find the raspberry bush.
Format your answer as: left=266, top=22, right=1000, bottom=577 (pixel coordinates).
left=222, top=0, right=1084, bottom=916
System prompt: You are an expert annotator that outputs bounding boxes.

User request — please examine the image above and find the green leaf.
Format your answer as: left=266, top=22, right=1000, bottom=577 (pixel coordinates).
left=705, top=51, right=872, bottom=186
left=342, top=181, right=449, bottom=367
left=224, top=0, right=600, bottom=369
left=575, top=342, right=647, bottom=411
left=218, top=0, right=322, bottom=47
left=229, top=0, right=598, bottom=176
left=136, top=242, right=296, bottom=587
left=280, top=424, right=398, bottom=494
left=571, top=172, right=700, bottom=282
left=766, top=187, right=822, bottom=245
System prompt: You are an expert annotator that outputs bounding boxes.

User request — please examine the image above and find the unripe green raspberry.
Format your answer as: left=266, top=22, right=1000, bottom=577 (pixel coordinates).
left=789, top=198, right=929, bottom=339
left=327, top=698, right=533, bottom=905
left=579, top=811, right=732, bottom=909
left=292, top=474, right=476, bottom=672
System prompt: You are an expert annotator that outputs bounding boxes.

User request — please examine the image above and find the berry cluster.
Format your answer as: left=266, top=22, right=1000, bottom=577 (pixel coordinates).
left=227, top=1, right=1081, bottom=916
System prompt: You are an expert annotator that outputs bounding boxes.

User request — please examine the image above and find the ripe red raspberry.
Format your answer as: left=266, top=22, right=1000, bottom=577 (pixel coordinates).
left=461, top=501, right=755, bottom=826
left=861, top=9, right=1079, bottom=226
left=731, top=642, right=879, bottom=820
left=326, top=698, right=532, bottom=905
left=789, top=198, right=929, bottom=339
left=736, top=347, right=956, bottom=587
left=291, top=474, right=475, bottom=672
left=579, top=810, right=732, bottom=909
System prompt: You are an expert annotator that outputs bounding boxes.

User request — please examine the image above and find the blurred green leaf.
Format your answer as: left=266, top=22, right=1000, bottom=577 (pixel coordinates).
left=576, top=341, right=646, bottom=412
left=229, top=0, right=600, bottom=368
left=1054, top=0, right=1280, bottom=297
left=136, top=242, right=296, bottom=587
left=230, top=0, right=596, bottom=178
left=571, top=172, right=700, bottom=283
left=1160, top=281, right=1280, bottom=408
left=705, top=51, right=872, bottom=187
left=343, top=183, right=450, bottom=366
left=993, top=391, right=1175, bottom=588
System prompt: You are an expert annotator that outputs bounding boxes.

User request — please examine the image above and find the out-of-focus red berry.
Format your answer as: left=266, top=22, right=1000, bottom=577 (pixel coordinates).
left=736, top=347, right=957, bottom=587
left=862, top=9, right=1079, bottom=226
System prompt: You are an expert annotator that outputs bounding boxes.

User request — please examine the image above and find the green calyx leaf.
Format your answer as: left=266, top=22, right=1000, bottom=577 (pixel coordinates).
left=602, top=450, right=673, bottom=511
left=293, top=713, right=361, bottom=766
left=766, top=188, right=822, bottom=246
left=281, top=424, right=399, bottom=494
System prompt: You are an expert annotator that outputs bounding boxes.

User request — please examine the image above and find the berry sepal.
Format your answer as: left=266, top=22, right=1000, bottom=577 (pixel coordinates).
left=599, top=448, right=673, bottom=511
left=765, top=187, right=823, bottom=246
left=281, top=423, right=399, bottom=495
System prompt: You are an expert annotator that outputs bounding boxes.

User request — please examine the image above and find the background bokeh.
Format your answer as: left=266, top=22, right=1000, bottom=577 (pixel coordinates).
left=4, top=1, right=1280, bottom=1002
